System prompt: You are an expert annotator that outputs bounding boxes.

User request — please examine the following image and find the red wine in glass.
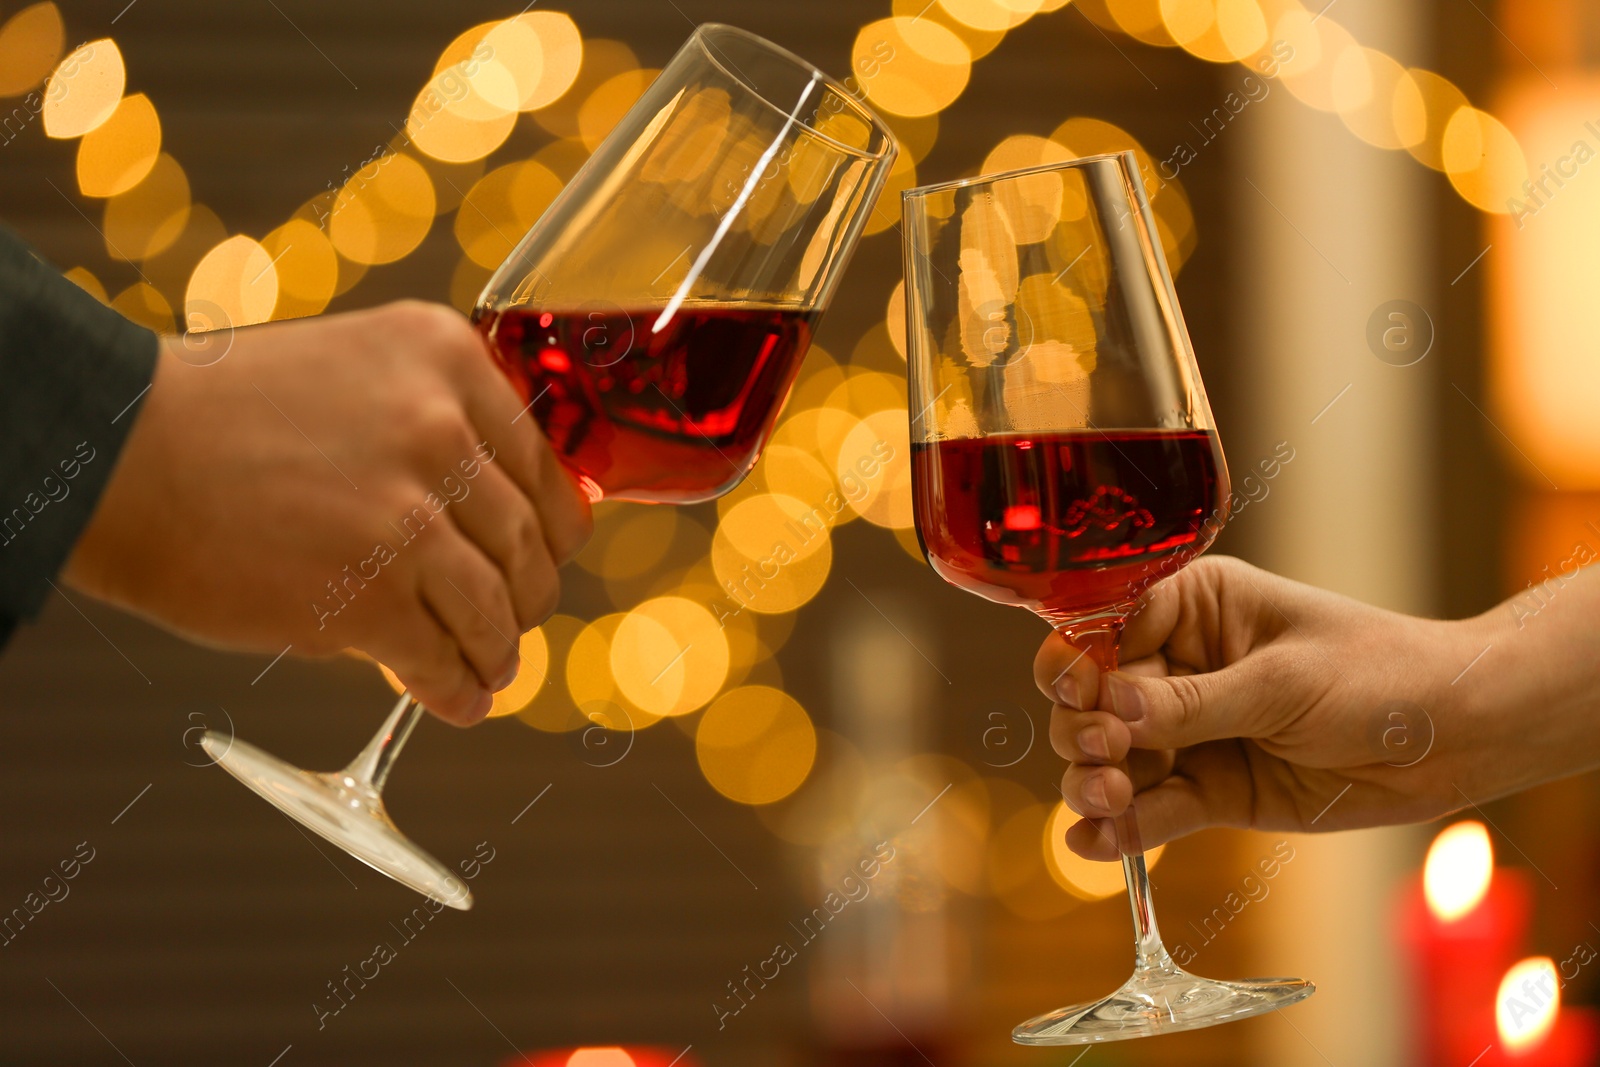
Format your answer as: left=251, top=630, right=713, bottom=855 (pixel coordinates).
left=477, top=303, right=816, bottom=504
left=912, top=429, right=1225, bottom=620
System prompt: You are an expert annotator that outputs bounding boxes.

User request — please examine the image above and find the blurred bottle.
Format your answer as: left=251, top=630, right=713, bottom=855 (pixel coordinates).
left=810, top=591, right=957, bottom=1065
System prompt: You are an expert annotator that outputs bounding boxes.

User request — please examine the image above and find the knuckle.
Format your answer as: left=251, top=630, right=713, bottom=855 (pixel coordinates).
left=416, top=400, right=471, bottom=448
left=398, top=301, right=471, bottom=348
left=413, top=625, right=461, bottom=680
left=1165, top=673, right=1206, bottom=731
left=1204, top=554, right=1248, bottom=578
left=400, top=404, right=472, bottom=469
left=508, top=507, right=541, bottom=565
left=467, top=582, right=514, bottom=642
left=480, top=602, right=520, bottom=659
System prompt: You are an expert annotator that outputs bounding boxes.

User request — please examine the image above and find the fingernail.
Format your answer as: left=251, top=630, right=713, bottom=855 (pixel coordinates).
left=1084, top=774, right=1109, bottom=813
left=1107, top=675, right=1145, bottom=723
left=469, top=689, right=493, bottom=722
left=1055, top=673, right=1081, bottom=709
left=1078, top=725, right=1110, bottom=761
left=495, top=663, right=519, bottom=690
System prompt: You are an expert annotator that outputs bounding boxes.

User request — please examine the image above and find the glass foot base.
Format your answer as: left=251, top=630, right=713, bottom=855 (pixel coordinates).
left=1012, top=965, right=1314, bottom=1045
left=202, top=731, right=472, bottom=910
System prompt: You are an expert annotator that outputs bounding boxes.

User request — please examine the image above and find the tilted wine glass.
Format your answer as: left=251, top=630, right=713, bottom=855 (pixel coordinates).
left=205, top=23, right=897, bottom=909
left=902, top=152, right=1314, bottom=1043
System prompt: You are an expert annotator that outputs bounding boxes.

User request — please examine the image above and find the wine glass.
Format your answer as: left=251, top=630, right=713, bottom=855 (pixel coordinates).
left=204, top=24, right=897, bottom=910
left=902, top=152, right=1314, bottom=1042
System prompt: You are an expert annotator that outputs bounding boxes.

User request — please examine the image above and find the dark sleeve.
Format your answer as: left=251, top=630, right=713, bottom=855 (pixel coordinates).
left=0, top=225, right=159, bottom=647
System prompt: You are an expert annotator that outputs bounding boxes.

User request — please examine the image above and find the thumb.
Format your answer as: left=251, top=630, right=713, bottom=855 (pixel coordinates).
left=1104, top=650, right=1287, bottom=750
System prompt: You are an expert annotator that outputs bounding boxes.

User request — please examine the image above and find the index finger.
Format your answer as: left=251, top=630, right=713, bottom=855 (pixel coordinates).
left=1121, top=573, right=1184, bottom=663
left=1033, top=631, right=1102, bottom=711
left=447, top=315, right=593, bottom=564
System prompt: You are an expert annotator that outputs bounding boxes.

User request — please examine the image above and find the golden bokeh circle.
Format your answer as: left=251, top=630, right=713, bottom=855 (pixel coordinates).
left=752, top=728, right=868, bottom=846
left=1337, top=48, right=1412, bottom=151
left=478, top=17, right=547, bottom=113
left=837, top=409, right=913, bottom=529
left=448, top=255, right=492, bottom=314
left=428, top=21, right=522, bottom=123
left=759, top=444, right=837, bottom=511
left=1215, top=0, right=1268, bottom=62
left=573, top=504, right=681, bottom=580
left=782, top=348, right=847, bottom=414
left=566, top=613, right=664, bottom=731
left=696, top=685, right=818, bottom=806
left=454, top=160, right=563, bottom=268
left=43, top=38, right=123, bottom=138
left=75, top=91, right=159, bottom=197
left=1402, top=68, right=1471, bottom=172
left=532, top=39, right=639, bottom=140
left=1277, top=12, right=1360, bottom=114
left=1390, top=70, right=1429, bottom=151
left=938, top=0, right=1036, bottom=33
left=406, top=71, right=516, bottom=163
left=770, top=408, right=866, bottom=517
left=515, top=615, right=590, bottom=733
left=610, top=596, right=729, bottom=717
left=261, top=219, right=338, bottom=320
left=1443, top=106, right=1527, bottom=214
left=855, top=17, right=972, bottom=118
left=329, top=151, right=437, bottom=265
left=1106, top=0, right=1179, bottom=47
left=1159, top=0, right=1219, bottom=61
left=826, top=368, right=907, bottom=417
left=577, top=68, right=658, bottom=152
left=187, top=235, right=279, bottom=330
left=711, top=492, right=834, bottom=614
left=518, top=12, right=584, bottom=111
left=0, top=2, right=64, bottom=97
left=103, top=152, right=190, bottom=262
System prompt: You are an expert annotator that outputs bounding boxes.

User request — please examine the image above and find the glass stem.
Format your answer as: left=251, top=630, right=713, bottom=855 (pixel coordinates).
left=343, top=692, right=425, bottom=793
left=1117, top=812, right=1174, bottom=973
left=1050, top=612, right=1176, bottom=977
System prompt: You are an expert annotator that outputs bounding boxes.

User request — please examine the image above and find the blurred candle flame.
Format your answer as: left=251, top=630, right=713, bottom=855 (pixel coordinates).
left=1497, top=956, right=1560, bottom=1053
left=565, top=1050, right=635, bottom=1067
left=1423, top=820, right=1492, bottom=922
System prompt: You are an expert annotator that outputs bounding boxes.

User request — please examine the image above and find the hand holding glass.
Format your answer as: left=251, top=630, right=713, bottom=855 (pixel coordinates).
left=903, top=153, right=1314, bottom=1043
left=204, top=24, right=896, bottom=909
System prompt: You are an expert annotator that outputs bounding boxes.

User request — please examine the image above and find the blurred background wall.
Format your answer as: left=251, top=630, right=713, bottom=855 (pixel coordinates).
left=3, top=0, right=1595, bottom=1065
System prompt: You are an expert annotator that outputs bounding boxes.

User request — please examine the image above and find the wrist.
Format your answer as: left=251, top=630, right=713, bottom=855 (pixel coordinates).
left=61, top=339, right=185, bottom=608
left=1443, top=572, right=1600, bottom=801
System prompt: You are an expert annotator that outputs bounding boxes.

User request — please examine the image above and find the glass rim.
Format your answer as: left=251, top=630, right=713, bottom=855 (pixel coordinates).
left=690, top=23, right=898, bottom=163
left=901, top=150, right=1136, bottom=199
